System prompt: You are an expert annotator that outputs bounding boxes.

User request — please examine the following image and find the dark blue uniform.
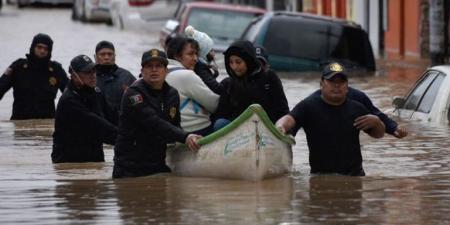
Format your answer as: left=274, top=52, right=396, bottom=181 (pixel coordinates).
left=0, top=56, right=68, bottom=120
left=290, top=94, right=370, bottom=176
left=310, top=87, right=398, bottom=135
left=95, top=64, right=136, bottom=124
left=113, top=79, right=188, bottom=178
left=52, top=82, right=117, bottom=163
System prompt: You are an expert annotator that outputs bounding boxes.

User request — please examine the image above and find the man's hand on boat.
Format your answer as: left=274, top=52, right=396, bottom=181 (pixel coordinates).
left=185, top=134, right=202, bottom=151
left=275, top=115, right=296, bottom=134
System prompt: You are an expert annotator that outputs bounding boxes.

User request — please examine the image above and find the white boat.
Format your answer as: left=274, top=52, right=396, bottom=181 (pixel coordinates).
left=166, top=104, right=295, bottom=181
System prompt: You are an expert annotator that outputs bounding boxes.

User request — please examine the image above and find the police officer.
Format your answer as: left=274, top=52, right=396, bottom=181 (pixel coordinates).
left=0, top=33, right=68, bottom=120
left=94, top=40, right=136, bottom=124
left=113, top=49, right=201, bottom=178
left=52, top=55, right=117, bottom=163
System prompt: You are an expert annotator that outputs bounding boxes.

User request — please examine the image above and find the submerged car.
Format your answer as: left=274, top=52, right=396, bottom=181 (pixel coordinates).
left=390, top=65, right=450, bottom=124
left=241, top=11, right=376, bottom=72
left=72, top=0, right=112, bottom=23
left=159, top=1, right=265, bottom=52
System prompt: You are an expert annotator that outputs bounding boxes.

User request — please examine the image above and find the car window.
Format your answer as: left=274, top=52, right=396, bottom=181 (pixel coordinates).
left=403, top=71, right=438, bottom=110
left=263, top=17, right=341, bottom=60
left=186, top=8, right=258, bottom=42
left=330, top=27, right=375, bottom=70
left=417, top=73, right=445, bottom=113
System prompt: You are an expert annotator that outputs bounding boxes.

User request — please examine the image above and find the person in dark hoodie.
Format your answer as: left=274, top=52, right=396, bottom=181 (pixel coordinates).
left=214, top=40, right=289, bottom=129
left=94, top=40, right=136, bottom=124
left=0, top=33, right=68, bottom=120
left=52, top=55, right=117, bottom=163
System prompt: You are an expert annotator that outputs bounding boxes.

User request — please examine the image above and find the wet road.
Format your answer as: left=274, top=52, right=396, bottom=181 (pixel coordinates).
left=0, top=6, right=449, bottom=225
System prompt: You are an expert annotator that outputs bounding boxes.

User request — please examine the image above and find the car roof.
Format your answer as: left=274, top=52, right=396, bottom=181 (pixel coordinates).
left=265, top=11, right=362, bottom=29
left=429, top=65, right=450, bottom=75
left=184, top=2, right=266, bottom=14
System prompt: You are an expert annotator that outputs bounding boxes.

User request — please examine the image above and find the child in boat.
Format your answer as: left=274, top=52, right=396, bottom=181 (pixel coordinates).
left=214, top=40, right=289, bottom=130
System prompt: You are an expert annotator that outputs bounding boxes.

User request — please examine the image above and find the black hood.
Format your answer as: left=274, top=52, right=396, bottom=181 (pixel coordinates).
left=29, top=33, right=53, bottom=62
left=223, top=40, right=261, bottom=79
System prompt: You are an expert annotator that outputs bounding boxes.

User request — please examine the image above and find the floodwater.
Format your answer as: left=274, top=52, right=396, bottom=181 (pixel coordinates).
left=1, top=6, right=449, bottom=225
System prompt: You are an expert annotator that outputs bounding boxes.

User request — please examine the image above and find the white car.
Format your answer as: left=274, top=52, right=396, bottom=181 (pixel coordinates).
left=72, top=0, right=112, bottom=23
left=110, top=0, right=180, bottom=31
left=390, top=65, right=450, bottom=124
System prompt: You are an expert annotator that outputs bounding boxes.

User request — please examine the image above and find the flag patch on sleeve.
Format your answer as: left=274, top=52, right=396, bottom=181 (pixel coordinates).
left=129, top=94, right=143, bottom=106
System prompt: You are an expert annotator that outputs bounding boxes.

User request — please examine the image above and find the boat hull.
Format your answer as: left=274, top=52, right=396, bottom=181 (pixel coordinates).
left=166, top=105, right=294, bottom=181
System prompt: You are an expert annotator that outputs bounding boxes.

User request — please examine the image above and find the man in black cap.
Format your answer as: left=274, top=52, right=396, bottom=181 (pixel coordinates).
left=276, top=62, right=385, bottom=176
left=94, top=40, right=136, bottom=124
left=0, top=33, right=68, bottom=120
left=52, top=55, right=117, bottom=163
left=113, top=48, right=201, bottom=178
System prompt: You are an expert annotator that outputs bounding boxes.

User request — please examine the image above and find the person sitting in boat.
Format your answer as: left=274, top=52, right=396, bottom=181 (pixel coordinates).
left=275, top=62, right=385, bottom=176
left=184, top=25, right=223, bottom=95
left=214, top=40, right=289, bottom=130
left=113, top=49, right=201, bottom=179
left=165, top=36, right=220, bottom=136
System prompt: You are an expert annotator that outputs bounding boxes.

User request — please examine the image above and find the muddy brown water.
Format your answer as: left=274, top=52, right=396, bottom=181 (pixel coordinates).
left=1, top=6, right=449, bottom=225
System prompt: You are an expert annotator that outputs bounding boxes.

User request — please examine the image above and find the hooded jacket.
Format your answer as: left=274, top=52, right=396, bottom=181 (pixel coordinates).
left=0, top=33, right=68, bottom=120
left=216, top=40, right=289, bottom=123
left=166, top=59, right=219, bottom=132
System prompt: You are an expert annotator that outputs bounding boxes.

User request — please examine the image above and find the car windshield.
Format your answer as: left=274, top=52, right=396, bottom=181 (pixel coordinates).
left=187, top=8, right=258, bottom=43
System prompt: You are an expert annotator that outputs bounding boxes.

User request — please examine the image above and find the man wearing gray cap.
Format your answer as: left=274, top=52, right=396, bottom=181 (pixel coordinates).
left=276, top=62, right=385, bottom=176
left=51, top=55, right=117, bottom=163
left=113, top=49, right=201, bottom=178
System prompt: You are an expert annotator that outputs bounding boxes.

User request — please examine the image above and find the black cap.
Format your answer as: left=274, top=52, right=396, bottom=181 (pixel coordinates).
left=255, top=44, right=268, bottom=64
left=322, top=62, right=348, bottom=80
left=95, top=40, right=115, bottom=53
left=70, top=55, right=96, bottom=73
left=141, top=49, right=168, bottom=66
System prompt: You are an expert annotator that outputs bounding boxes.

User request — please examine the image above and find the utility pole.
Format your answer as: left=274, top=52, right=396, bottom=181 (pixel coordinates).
left=429, top=0, right=446, bottom=65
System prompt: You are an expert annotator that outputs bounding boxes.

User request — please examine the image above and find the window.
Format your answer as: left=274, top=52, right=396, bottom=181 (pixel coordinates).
left=403, top=71, right=438, bottom=110
left=417, top=73, right=445, bottom=113
left=187, top=8, right=258, bottom=43
left=263, top=17, right=340, bottom=60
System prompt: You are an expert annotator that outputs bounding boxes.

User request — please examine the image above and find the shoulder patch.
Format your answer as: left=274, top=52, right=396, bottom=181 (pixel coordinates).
left=49, top=77, right=57, bottom=86
left=169, top=107, right=177, bottom=119
left=129, top=94, right=143, bottom=106
left=3, top=68, right=13, bottom=76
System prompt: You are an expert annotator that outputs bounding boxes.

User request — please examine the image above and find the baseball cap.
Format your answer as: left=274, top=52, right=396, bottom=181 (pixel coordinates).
left=70, top=55, right=96, bottom=73
left=322, top=62, right=348, bottom=80
left=141, top=49, right=169, bottom=66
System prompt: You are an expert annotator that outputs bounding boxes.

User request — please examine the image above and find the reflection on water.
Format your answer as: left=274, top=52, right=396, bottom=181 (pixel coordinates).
left=0, top=64, right=449, bottom=224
